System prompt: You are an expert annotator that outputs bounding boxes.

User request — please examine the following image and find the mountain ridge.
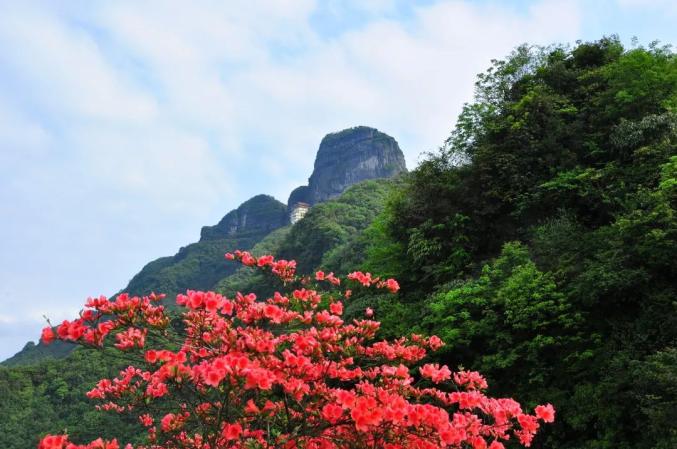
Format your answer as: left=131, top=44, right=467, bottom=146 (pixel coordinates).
left=2, top=125, right=406, bottom=366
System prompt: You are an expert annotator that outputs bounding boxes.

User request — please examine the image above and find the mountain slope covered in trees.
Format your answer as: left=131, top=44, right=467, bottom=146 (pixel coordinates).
left=357, top=37, right=677, bottom=449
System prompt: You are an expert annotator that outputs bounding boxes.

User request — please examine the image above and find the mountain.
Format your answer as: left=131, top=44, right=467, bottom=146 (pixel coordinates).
left=2, top=125, right=406, bottom=367
left=216, top=178, right=398, bottom=298
left=287, top=126, right=406, bottom=208
left=199, top=195, right=288, bottom=242
left=277, top=179, right=397, bottom=274
left=2, top=195, right=288, bottom=367
left=1, top=339, right=75, bottom=368
left=124, top=194, right=287, bottom=298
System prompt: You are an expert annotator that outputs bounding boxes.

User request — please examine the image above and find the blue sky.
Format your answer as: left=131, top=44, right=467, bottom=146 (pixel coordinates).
left=1, top=0, right=676, bottom=361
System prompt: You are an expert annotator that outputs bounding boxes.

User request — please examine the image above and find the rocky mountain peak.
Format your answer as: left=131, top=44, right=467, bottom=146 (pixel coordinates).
left=288, top=126, right=406, bottom=209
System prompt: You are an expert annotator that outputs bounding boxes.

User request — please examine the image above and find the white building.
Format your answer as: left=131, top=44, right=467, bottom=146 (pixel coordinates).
left=290, top=202, right=310, bottom=224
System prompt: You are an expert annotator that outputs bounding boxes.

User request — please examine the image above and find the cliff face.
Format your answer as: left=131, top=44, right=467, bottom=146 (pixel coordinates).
left=200, top=195, right=287, bottom=241
left=288, top=126, right=406, bottom=208
left=286, top=186, right=311, bottom=208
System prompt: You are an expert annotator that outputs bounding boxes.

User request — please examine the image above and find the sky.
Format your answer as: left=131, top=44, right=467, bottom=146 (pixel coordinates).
left=1, top=0, right=676, bottom=361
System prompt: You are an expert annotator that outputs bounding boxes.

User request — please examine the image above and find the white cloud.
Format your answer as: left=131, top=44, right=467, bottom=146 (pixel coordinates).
left=0, top=7, right=157, bottom=122
left=618, top=0, right=677, bottom=15
left=215, top=0, right=582, bottom=172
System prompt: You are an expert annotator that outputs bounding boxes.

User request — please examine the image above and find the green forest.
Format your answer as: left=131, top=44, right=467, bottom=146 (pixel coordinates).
left=1, top=37, right=676, bottom=448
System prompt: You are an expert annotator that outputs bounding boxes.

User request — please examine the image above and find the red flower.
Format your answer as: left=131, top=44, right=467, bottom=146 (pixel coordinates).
left=517, top=413, right=539, bottom=433
left=535, top=403, right=556, bottom=423
left=204, top=368, right=225, bottom=387
left=139, top=414, right=153, bottom=427
left=160, top=413, right=176, bottom=432
left=38, top=434, right=67, bottom=449
left=204, top=293, right=222, bottom=312
left=321, top=403, right=343, bottom=424
left=329, top=301, right=343, bottom=315
left=428, top=335, right=444, bottom=351
left=419, top=363, right=451, bottom=383
left=221, top=299, right=234, bottom=316
left=144, top=350, right=158, bottom=363
left=222, top=422, right=242, bottom=440
left=241, top=253, right=256, bottom=266
left=257, top=255, right=274, bottom=267
left=350, top=396, right=382, bottom=431
left=41, top=327, right=55, bottom=345
left=263, top=304, right=284, bottom=323
left=385, top=278, right=400, bottom=293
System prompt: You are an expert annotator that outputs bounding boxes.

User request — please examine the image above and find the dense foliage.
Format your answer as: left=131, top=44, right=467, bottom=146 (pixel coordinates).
left=360, top=37, right=677, bottom=449
left=35, top=251, right=554, bottom=449
left=0, top=349, right=141, bottom=447
left=277, top=179, right=397, bottom=274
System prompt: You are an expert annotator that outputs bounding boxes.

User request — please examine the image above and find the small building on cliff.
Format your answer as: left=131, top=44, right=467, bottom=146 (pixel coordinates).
left=289, top=202, right=310, bottom=224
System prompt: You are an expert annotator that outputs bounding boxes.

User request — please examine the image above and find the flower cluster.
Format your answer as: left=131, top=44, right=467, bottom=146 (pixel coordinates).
left=226, top=250, right=297, bottom=283
left=39, top=435, right=124, bottom=449
left=40, top=292, right=168, bottom=350
left=39, top=252, right=554, bottom=449
left=347, top=271, right=399, bottom=293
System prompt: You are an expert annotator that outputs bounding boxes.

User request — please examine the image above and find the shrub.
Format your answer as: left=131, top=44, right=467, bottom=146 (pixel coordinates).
left=38, top=251, right=554, bottom=449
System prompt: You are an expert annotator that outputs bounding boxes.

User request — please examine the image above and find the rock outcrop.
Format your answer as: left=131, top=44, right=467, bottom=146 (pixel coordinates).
left=286, top=186, right=311, bottom=208
left=287, top=126, right=406, bottom=209
left=200, top=195, right=287, bottom=241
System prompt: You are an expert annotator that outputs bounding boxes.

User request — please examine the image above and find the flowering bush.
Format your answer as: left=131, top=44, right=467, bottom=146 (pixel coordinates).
left=38, top=250, right=554, bottom=449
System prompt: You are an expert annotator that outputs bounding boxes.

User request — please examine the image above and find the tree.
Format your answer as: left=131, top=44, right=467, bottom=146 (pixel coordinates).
left=37, top=251, right=554, bottom=449
left=359, top=37, right=676, bottom=448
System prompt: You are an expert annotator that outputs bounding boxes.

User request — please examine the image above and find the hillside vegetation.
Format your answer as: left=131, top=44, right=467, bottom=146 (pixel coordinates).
left=357, top=37, right=677, bottom=449
left=216, top=178, right=396, bottom=298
